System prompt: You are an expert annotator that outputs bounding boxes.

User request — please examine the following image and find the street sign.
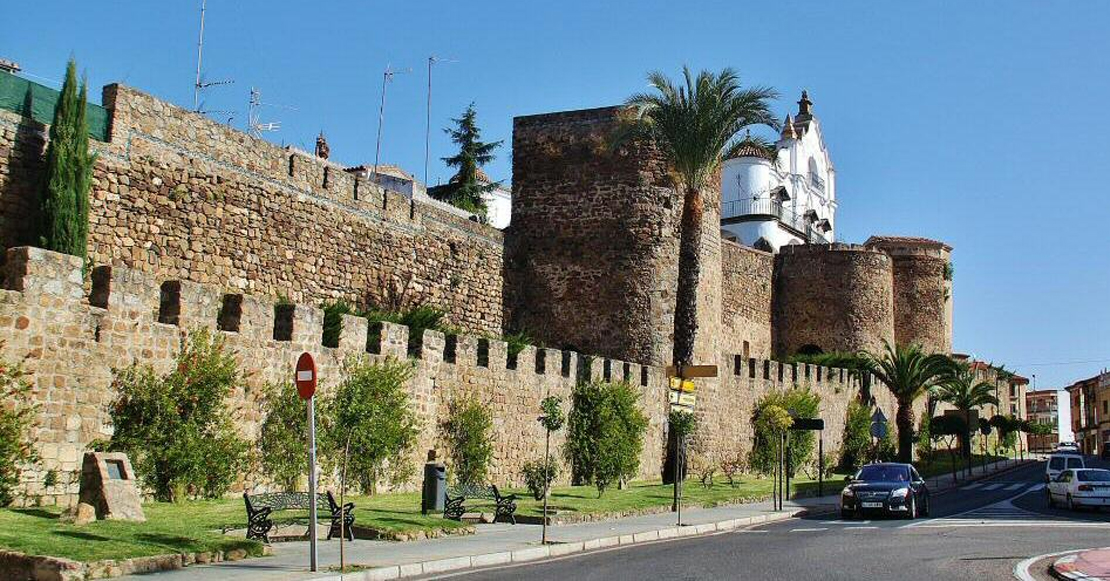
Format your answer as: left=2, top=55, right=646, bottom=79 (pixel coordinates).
left=870, top=420, right=887, bottom=439
left=669, top=378, right=696, bottom=393
left=669, top=391, right=696, bottom=408
left=666, top=364, right=718, bottom=378
left=790, top=418, right=825, bottom=431
left=296, top=352, right=317, bottom=400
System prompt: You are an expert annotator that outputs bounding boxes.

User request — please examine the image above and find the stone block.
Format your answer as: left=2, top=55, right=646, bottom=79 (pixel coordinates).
left=4, top=247, right=84, bottom=300
left=78, top=452, right=145, bottom=522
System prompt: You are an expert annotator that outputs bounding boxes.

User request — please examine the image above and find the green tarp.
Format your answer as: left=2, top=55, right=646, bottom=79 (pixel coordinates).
left=0, top=72, right=110, bottom=141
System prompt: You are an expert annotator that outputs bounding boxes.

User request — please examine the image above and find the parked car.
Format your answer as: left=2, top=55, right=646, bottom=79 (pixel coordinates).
left=1046, top=453, right=1085, bottom=483
left=1047, top=468, right=1110, bottom=510
left=841, top=463, right=930, bottom=520
left=1057, top=442, right=1080, bottom=453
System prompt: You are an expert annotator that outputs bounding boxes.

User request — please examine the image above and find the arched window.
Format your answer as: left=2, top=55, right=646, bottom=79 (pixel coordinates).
left=808, top=158, right=823, bottom=190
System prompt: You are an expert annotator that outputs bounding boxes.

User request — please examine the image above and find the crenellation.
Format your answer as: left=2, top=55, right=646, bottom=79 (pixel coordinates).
left=378, top=322, right=408, bottom=359
left=419, top=329, right=446, bottom=365
left=337, top=313, right=368, bottom=354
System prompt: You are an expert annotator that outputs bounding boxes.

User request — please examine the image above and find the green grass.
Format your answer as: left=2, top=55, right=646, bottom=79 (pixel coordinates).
left=345, top=491, right=472, bottom=535
left=508, top=472, right=847, bottom=519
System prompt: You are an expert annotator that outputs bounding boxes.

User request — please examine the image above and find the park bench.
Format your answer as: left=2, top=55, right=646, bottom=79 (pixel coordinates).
left=243, top=491, right=355, bottom=543
left=443, top=483, right=518, bottom=524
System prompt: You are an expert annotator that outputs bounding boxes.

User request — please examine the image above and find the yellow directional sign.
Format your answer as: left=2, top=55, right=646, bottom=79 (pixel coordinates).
left=665, top=365, right=719, bottom=379
left=669, top=378, right=696, bottom=392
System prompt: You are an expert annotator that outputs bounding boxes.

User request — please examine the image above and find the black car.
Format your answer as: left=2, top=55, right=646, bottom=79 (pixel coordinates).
left=841, top=463, right=930, bottom=519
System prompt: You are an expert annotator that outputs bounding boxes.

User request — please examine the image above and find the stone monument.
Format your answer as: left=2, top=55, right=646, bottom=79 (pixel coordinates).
left=78, top=452, right=145, bottom=522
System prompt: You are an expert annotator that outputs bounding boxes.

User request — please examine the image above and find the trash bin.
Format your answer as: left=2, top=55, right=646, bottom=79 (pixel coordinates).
left=422, top=450, right=446, bottom=515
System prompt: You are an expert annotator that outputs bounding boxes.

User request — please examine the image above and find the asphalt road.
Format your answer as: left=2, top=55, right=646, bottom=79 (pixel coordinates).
left=440, top=459, right=1110, bottom=581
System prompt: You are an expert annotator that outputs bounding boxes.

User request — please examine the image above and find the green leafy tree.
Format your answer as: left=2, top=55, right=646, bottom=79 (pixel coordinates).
left=441, top=394, right=494, bottom=485
left=749, top=387, right=820, bottom=476
left=429, top=103, right=503, bottom=218
left=859, top=342, right=952, bottom=462
left=326, top=357, right=419, bottom=493
left=39, top=59, right=96, bottom=258
left=521, top=458, right=560, bottom=501
left=839, top=398, right=873, bottom=472
left=933, top=363, right=999, bottom=460
left=930, top=414, right=966, bottom=482
left=257, top=382, right=309, bottom=490
left=108, top=329, right=248, bottom=501
left=0, top=355, right=38, bottom=506
left=566, top=381, right=648, bottom=497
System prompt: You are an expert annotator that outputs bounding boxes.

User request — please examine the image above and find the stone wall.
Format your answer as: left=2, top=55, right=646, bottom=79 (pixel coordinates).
left=720, top=240, right=773, bottom=359
left=1, top=247, right=894, bottom=506
left=864, top=239, right=952, bottom=354
left=0, top=85, right=505, bottom=337
left=507, top=106, right=723, bottom=368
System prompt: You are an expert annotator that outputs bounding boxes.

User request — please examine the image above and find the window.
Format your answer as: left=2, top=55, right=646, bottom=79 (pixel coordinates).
left=1066, top=457, right=1085, bottom=470
left=1050, top=457, right=1065, bottom=470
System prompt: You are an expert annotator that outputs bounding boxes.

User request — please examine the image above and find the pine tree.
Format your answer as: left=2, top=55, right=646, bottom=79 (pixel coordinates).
left=430, top=103, right=502, bottom=218
left=39, top=59, right=95, bottom=259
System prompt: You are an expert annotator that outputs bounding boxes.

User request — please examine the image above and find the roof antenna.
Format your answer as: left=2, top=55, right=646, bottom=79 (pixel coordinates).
left=248, top=86, right=296, bottom=138
left=372, top=63, right=411, bottom=188
left=425, top=55, right=458, bottom=188
left=193, top=0, right=233, bottom=113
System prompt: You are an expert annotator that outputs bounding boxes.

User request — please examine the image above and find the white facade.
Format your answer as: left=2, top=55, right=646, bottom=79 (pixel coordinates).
left=481, top=186, right=512, bottom=229
left=720, top=91, right=837, bottom=252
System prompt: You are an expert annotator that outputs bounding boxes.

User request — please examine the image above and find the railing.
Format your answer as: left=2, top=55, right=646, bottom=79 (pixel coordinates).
left=721, top=199, right=831, bottom=244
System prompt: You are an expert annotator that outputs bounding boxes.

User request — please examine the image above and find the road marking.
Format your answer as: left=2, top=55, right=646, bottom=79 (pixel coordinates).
left=1014, top=548, right=1088, bottom=581
left=1028, top=484, right=1044, bottom=492
left=1005, top=483, right=1025, bottom=491
left=820, top=520, right=870, bottom=525
left=962, top=483, right=983, bottom=490
left=790, top=527, right=828, bottom=532
left=844, top=526, right=878, bottom=530
left=982, top=483, right=1004, bottom=491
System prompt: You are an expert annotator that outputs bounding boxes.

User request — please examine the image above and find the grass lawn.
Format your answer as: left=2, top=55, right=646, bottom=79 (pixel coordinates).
left=509, top=472, right=848, bottom=519
left=0, top=493, right=468, bottom=563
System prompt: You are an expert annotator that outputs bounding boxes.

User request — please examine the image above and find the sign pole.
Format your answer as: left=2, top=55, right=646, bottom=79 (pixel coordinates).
left=818, top=430, right=824, bottom=497
left=307, top=395, right=318, bottom=572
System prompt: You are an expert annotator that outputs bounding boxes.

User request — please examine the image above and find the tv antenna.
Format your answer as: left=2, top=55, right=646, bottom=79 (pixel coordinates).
left=193, top=0, right=234, bottom=112
left=372, top=64, right=411, bottom=186
left=425, top=55, right=458, bottom=187
left=248, top=87, right=296, bottom=137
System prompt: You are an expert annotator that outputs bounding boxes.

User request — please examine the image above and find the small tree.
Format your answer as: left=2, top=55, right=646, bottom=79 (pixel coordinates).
left=0, top=354, right=37, bottom=506
left=39, top=59, right=96, bottom=259
left=930, top=415, right=966, bottom=483
left=108, top=329, right=248, bottom=501
left=429, top=103, right=503, bottom=218
left=327, top=358, right=419, bottom=493
left=257, top=382, right=309, bottom=490
left=441, top=394, right=494, bottom=486
left=566, top=381, right=648, bottom=497
left=838, top=398, right=872, bottom=472
left=749, top=387, right=820, bottom=475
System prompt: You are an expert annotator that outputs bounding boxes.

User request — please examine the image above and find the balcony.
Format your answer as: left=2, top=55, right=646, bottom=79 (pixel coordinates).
left=721, top=198, right=831, bottom=244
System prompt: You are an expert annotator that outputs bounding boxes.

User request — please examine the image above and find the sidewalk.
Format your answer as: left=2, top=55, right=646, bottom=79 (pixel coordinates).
left=1052, top=548, right=1110, bottom=580
left=118, top=457, right=1034, bottom=581
left=119, top=493, right=838, bottom=581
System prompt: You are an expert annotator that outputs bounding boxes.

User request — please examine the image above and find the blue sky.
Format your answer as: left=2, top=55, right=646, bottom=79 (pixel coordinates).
left=4, top=1, right=1108, bottom=391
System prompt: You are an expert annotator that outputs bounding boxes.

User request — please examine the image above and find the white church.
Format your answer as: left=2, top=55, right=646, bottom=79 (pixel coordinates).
left=720, top=91, right=837, bottom=252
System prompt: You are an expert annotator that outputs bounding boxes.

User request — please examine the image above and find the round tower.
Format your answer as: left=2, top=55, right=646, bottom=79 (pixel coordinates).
left=772, top=244, right=895, bottom=357
left=864, top=237, right=953, bottom=355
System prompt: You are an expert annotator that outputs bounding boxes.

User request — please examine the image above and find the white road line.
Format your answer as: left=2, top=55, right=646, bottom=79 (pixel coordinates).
left=912, top=521, right=1110, bottom=529
left=962, top=483, right=983, bottom=490
left=982, top=483, right=1004, bottom=491
left=1028, top=484, right=1045, bottom=492
left=844, top=526, right=878, bottom=530
left=820, top=520, right=870, bottom=525
left=790, top=527, right=828, bottom=532
left=1005, top=483, right=1025, bottom=491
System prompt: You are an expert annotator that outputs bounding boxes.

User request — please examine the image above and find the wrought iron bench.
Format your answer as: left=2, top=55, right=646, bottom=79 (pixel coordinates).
left=243, top=491, right=355, bottom=543
left=443, top=483, right=517, bottom=524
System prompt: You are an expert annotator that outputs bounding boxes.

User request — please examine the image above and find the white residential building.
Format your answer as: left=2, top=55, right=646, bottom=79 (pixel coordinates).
left=720, top=91, right=836, bottom=251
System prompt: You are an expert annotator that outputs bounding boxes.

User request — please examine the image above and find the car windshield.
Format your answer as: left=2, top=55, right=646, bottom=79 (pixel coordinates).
left=1067, top=457, right=1084, bottom=469
left=1049, top=457, right=1065, bottom=470
left=856, top=465, right=909, bottom=482
left=1078, top=470, right=1110, bottom=482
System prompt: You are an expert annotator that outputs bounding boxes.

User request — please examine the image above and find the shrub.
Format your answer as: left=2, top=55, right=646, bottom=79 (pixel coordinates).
left=441, top=394, right=494, bottom=485
left=720, top=452, right=745, bottom=488
left=367, top=305, right=457, bottom=354
left=108, top=329, right=248, bottom=501
left=0, top=355, right=37, bottom=506
left=838, top=398, right=872, bottom=472
left=566, top=381, right=648, bottom=496
left=257, top=382, right=309, bottom=490
left=327, top=357, right=419, bottom=493
left=521, top=458, right=560, bottom=500
left=321, top=300, right=356, bottom=348
left=502, top=330, right=534, bottom=361
left=749, top=387, right=820, bottom=476
left=915, top=412, right=933, bottom=463
left=876, top=423, right=897, bottom=462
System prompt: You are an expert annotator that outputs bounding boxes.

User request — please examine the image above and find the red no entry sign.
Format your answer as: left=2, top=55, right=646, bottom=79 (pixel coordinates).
left=295, top=352, right=317, bottom=400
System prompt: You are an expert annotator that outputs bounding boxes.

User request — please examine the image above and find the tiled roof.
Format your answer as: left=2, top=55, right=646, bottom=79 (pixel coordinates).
left=733, top=143, right=776, bottom=160
left=865, top=236, right=952, bottom=251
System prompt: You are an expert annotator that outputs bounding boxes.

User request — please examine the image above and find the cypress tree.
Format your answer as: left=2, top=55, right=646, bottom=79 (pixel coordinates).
left=39, top=59, right=95, bottom=259
left=429, top=103, right=502, bottom=219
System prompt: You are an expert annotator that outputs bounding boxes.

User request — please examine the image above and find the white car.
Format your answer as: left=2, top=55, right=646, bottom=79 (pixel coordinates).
left=1046, top=453, right=1085, bottom=483
left=1047, top=468, right=1110, bottom=510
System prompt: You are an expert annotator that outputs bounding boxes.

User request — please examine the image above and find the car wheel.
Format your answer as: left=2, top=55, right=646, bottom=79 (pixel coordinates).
left=1067, top=494, right=1076, bottom=511
left=1047, top=490, right=1056, bottom=508
left=905, top=496, right=917, bottom=520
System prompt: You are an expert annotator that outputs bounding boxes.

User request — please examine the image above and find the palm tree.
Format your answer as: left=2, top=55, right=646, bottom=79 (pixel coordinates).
left=860, top=342, right=952, bottom=463
left=933, top=364, right=999, bottom=462
left=620, top=67, right=778, bottom=368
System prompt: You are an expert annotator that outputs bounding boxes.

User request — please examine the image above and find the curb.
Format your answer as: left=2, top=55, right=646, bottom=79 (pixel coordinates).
left=1051, top=549, right=1110, bottom=581
left=306, top=506, right=834, bottom=580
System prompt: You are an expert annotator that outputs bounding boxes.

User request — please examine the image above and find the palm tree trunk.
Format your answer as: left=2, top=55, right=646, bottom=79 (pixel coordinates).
left=672, top=186, right=703, bottom=368
left=664, top=185, right=704, bottom=486
left=896, top=401, right=915, bottom=463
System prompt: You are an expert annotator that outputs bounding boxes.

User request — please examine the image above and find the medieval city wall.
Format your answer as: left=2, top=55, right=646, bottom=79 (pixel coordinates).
left=0, top=85, right=505, bottom=336
left=720, top=240, right=773, bottom=360
left=1, top=247, right=893, bottom=506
